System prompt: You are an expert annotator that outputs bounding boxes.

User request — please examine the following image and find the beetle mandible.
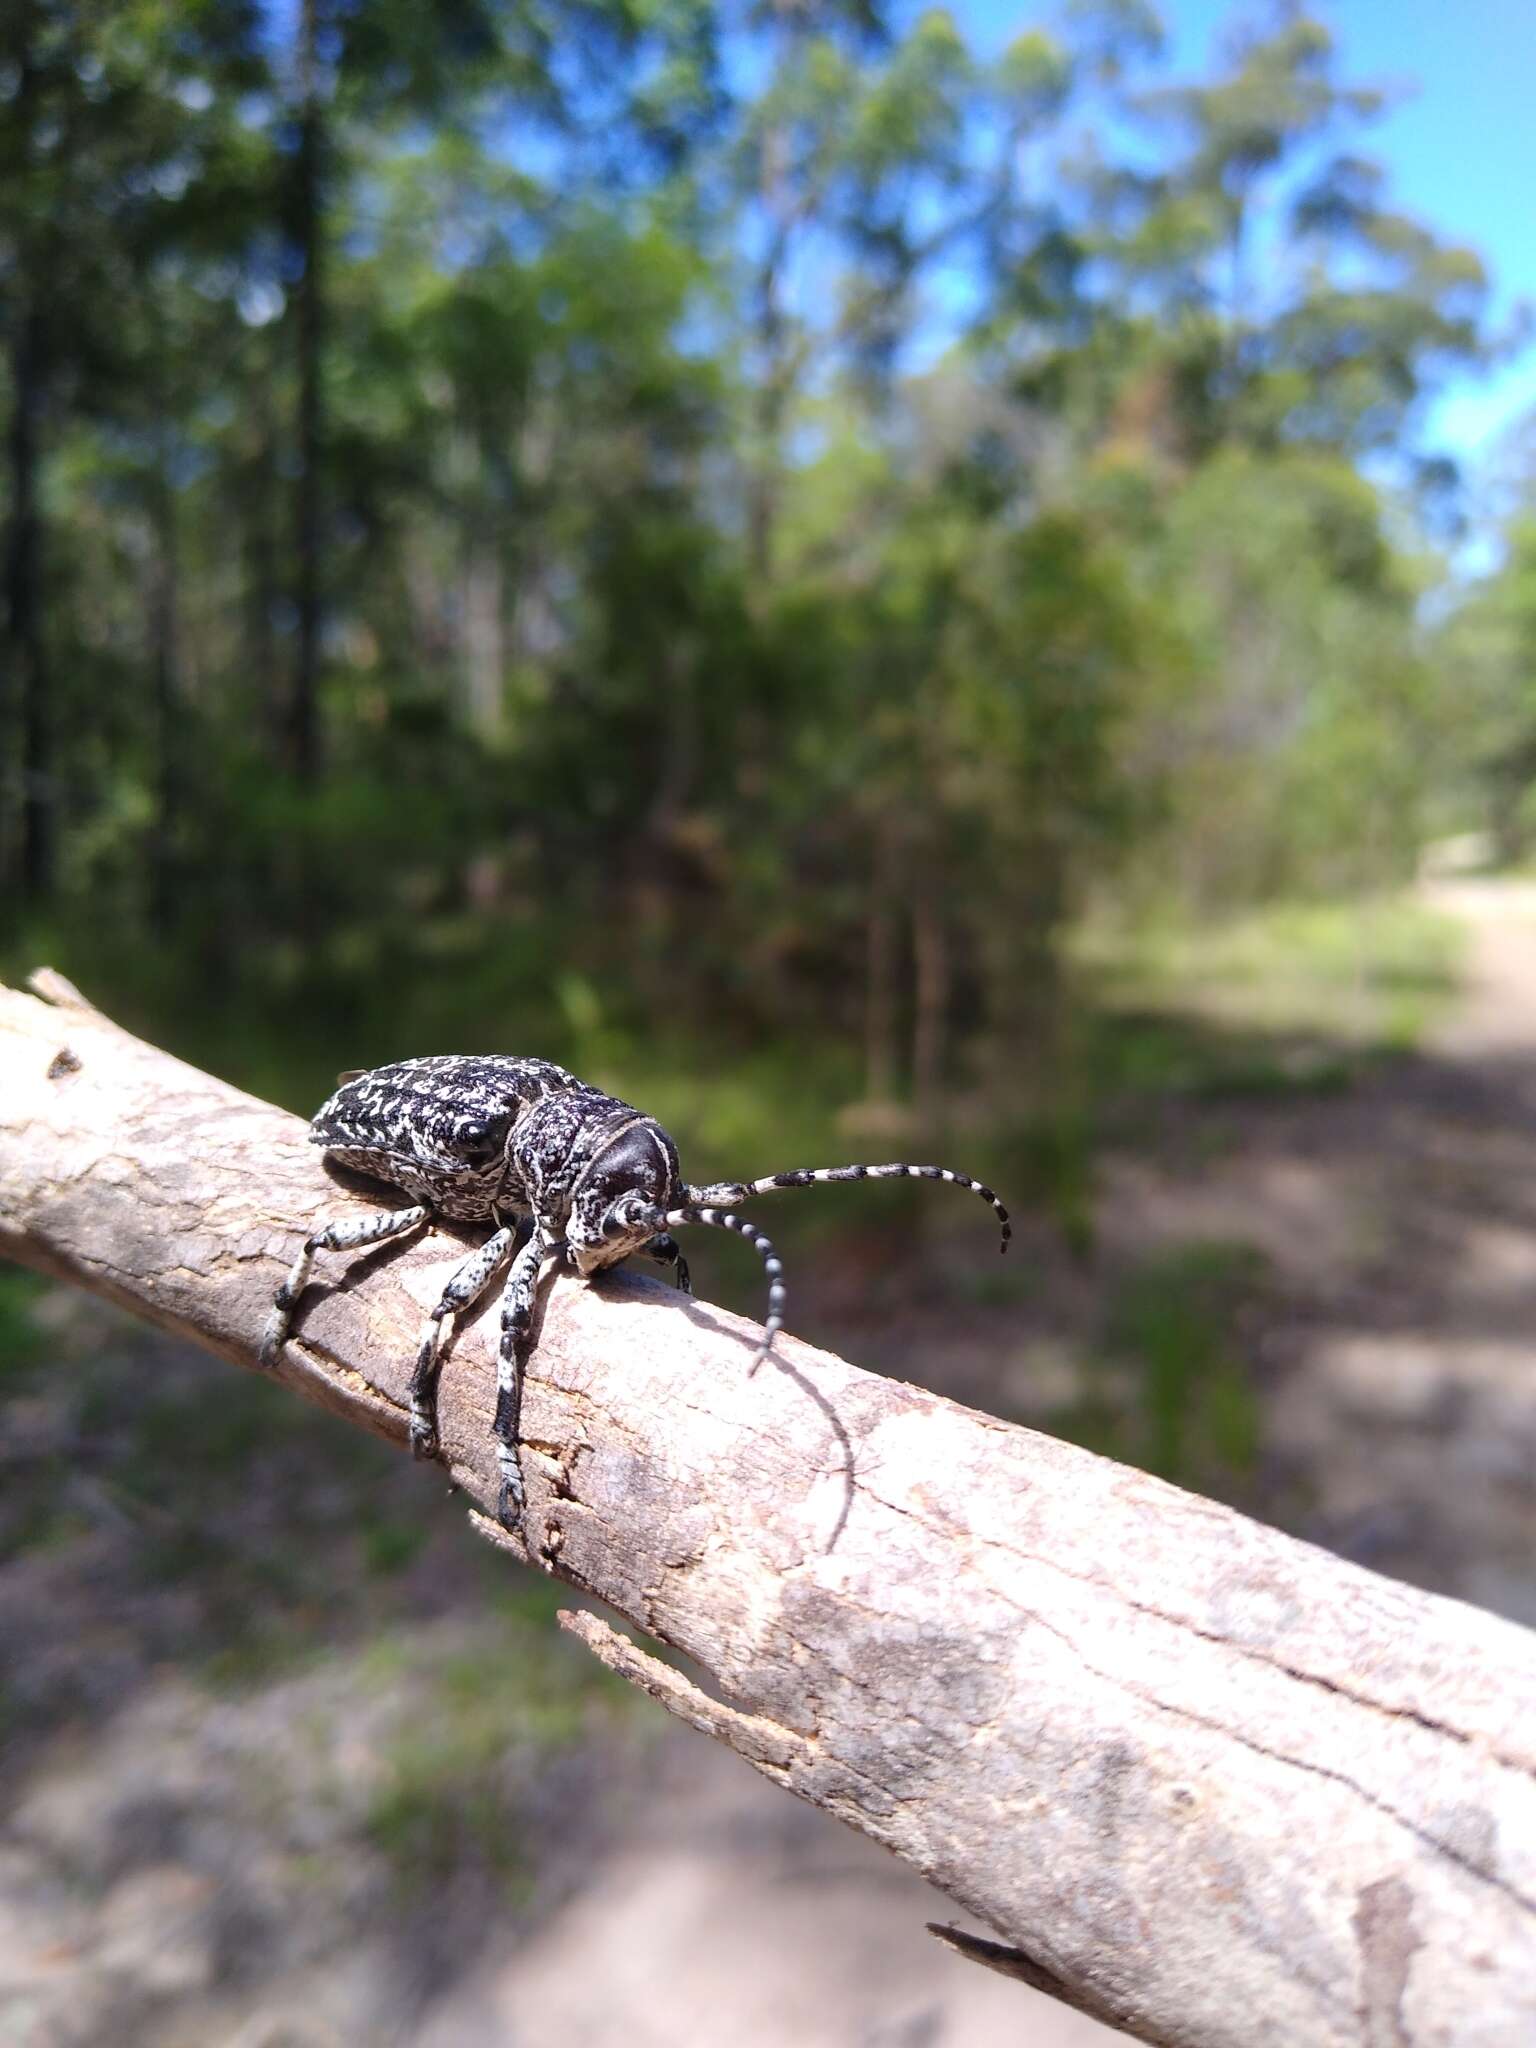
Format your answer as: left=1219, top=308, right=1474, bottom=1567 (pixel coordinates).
left=261, top=1055, right=1010, bottom=1526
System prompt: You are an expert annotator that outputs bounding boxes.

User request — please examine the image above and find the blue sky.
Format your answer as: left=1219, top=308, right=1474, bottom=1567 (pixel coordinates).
left=955, top=0, right=1536, bottom=473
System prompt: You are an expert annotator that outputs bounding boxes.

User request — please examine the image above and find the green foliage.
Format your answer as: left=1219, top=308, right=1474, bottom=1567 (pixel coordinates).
left=1058, top=1241, right=1266, bottom=1489
left=361, top=1611, right=621, bottom=1896
left=1435, top=495, right=1536, bottom=857
left=1109, top=1242, right=1266, bottom=1484
left=0, top=1268, right=48, bottom=1388
left=1078, top=893, right=1463, bottom=1084
left=0, top=1, right=1514, bottom=1122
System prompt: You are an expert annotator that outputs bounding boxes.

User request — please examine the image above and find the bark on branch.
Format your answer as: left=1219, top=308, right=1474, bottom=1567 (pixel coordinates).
left=2, top=972, right=1534, bottom=2048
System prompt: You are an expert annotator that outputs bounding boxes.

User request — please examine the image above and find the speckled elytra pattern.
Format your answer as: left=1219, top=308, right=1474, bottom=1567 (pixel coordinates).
left=261, top=1055, right=1010, bottom=1526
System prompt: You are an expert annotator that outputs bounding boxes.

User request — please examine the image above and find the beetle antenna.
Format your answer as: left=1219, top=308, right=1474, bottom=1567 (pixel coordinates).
left=685, top=1163, right=1011, bottom=1253
left=663, top=1205, right=785, bottom=1374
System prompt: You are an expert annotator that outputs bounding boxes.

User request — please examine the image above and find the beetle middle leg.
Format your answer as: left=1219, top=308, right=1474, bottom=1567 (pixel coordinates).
left=493, top=1233, right=563, bottom=1527
left=409, top=1224, right=518, bottom=1461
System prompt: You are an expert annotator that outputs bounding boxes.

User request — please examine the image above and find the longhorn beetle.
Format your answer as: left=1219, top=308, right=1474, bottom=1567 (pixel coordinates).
left=262, top=1055, right=1010, bottom=1526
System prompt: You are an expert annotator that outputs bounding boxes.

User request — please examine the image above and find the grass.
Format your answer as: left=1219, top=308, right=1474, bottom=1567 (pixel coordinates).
left=0, top=1277, right=646, bottom=1910
left=1055, top=1241, right=1267, bottom=1491
left=361, top=1594, right=637, bottom=1898
left=1042, top=896, right=1453, bottom=1486
left=0, top=1265, right=49, bottom=1385
left=1076, top=893, right=1464, bottom=1097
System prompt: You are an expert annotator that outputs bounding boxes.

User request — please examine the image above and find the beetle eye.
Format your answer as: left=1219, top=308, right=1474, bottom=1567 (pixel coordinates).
left=456, top=1121, right=502, bottom=1164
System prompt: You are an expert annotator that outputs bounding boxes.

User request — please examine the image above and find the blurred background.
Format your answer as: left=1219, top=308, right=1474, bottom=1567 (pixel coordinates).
left=3, top=1, right=1536, bottom=2042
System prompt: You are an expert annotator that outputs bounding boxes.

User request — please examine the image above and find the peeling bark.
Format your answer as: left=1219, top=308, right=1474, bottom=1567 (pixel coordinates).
left=1, top=971, right=1534, bottom=2048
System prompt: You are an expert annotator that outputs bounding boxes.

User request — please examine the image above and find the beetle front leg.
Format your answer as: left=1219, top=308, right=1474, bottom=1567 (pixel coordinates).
left=409, top=1224, right=517, bottom=1462
left=492, top=1234, right=562, bottom=1527
left=261, top=1205, right=430, bottom=1367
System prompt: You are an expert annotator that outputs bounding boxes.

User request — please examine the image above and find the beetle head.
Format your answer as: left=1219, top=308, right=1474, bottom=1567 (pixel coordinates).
left=566, top=1120, right=677, bottom=1274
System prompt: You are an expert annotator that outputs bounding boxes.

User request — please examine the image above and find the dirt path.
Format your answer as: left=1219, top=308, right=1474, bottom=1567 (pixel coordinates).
left=1427, top=876, right=1536, bottom=1067
left=1239, top=878, right=1536, bottom=1623
left=1102, top=876, right=1536, bottom=1625
left=418, top=1738, right=1114, bottom=2048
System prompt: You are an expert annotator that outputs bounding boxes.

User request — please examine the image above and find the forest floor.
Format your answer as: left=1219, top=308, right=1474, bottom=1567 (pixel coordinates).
left=3, top=880, right=1535, bottom=2047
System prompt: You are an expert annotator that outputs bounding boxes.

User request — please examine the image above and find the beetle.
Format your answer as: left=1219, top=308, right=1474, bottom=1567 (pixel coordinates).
left=261, top=1055, right=1010, bottom=1527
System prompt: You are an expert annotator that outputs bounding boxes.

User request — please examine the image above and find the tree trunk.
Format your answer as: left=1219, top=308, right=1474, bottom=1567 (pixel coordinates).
left=288, top=0, right=325, bottom=785
left=4, top=970, right=1535, bottom=2048
left=148, top=445, right=182, bottom=936
left=863, top=824, right=900, bottom=1103
left=7, top=301, right=50, bottom=902
left=912, top=878, right=949, bottom=1115
left=746, top=0, right=805, bottom=589
left=4, top=6, right=52, bottom=900
left=462, top=538, right=505, bottom=743
left=247, top=351, right=282, bottom=759
left=748, top=231, right=788, bottom=587
left=990, top=825, right=1070, bottom=1104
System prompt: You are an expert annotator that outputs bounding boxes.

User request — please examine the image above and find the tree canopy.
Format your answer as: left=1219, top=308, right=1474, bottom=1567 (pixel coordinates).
left=0, top=0, right=1524, bottom=1115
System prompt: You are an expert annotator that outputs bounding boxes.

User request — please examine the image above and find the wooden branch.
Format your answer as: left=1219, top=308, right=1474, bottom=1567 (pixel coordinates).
left=2, top=973, right=1534, bottom=2048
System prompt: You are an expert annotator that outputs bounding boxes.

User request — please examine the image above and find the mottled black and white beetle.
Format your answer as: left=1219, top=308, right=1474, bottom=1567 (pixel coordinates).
left=262, top=1055, right=1010, bottom=1526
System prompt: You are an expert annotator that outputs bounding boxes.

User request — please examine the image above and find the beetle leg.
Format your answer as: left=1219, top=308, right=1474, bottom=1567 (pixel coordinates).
left=409, top=1225, right=517, bottom=1461
left=493, top=1234, right=563, bottom=1527
left=642, top=1232, right=691, bottom=1294
left=261, top=1205, right=430, bottom=1367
